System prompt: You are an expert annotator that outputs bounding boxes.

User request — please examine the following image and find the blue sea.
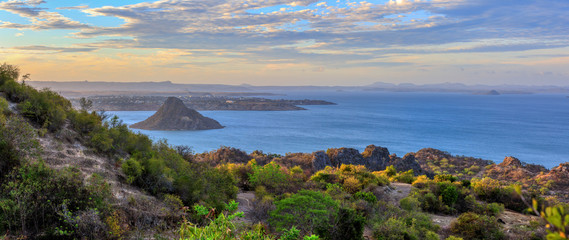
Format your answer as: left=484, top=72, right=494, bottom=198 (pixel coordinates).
left=109, top=92, right=569, bottom=169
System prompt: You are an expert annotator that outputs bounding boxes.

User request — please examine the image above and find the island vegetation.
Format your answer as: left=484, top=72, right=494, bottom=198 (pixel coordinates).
left=69, top=95, right=336, bottom=112
left=1, top=63, right=568, bottom=239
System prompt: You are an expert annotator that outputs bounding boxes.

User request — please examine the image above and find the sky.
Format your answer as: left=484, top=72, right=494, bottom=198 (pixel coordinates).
left=1, top=0, right=569, bottom=86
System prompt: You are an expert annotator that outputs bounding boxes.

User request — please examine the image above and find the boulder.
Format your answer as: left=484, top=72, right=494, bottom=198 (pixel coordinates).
left=327, top=148, right=364, bottom=167
left=392, top=153, right=425, bottom=175
left=361, top=145, right=391, bottom=171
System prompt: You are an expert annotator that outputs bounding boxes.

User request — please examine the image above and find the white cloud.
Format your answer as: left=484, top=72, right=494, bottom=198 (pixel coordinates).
left=2, top=0, right=569, bottom=79
left=0, top=0, right=89, bottom=30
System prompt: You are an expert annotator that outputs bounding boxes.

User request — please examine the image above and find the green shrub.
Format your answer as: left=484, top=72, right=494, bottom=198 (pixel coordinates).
left=374, top=217, right=419, bottom=240
left=384, top=165, right=397, bottom=177
left=0, top=116, right=41, bottom=181
left=439, top=182, right=459, bottom=206
left=434, top=174, right=457, bottom=183
left=446, top=236, right=464, bottom=240
left=179, top=200, right=244, bottom=240
left=69, top=110, right=101, bottom=134
left=249, top=161, right=293, bottom=194
left=270, top=190, right=338, bottom=235
left=310, top=166, right=339, bottom=184
left=450, top=212, right=505, bottom=240
left=393, top=169, right=415, bottom=184
left=418, top=192, right=445, bottom=213
left=471, top=178, right=527, bottom=212
left=425, top=231, right=440, bottom=240
left=269, top=191, right=364, bottom=239
left=400, top=197, right=421, bottom=212
left=124, top=141, right=237, bottom=211
left=16, top=88, right=71, bottom=131
left=370, top=202, right=439, bottom=240
left=0, top=162, right=111, bottom=237
left=354, top=191, right=377, bottom=204
left=311, top=165, right=388, bottom=194
left=317, top=207, right=365, bottom=240
left=0, top=97, right=9, bottom=115
left=279, top=227, right=301, bottom=240
left=122, top=158, right=143, bottom=184
left=471, top=177, right=502, bottom=200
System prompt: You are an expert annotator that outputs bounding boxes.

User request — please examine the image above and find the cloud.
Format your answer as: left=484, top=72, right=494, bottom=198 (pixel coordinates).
left=0, top=0, right=90, bottom=30
left=12, top=45, right=96, bottom=53
left=2, top=0, right=569, bottom=83
left=57, top=5, right=89, bottom=10
left=68, top=0, right=568, bottom=54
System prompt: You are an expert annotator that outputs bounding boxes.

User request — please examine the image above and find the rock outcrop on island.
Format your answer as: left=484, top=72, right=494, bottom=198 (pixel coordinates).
left=130, top=97, right=223, bottom=130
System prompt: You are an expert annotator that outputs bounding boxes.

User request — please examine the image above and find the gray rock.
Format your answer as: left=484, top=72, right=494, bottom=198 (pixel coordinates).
left=311, top=151, right=331, bottom=171
left=392, top=153, right=424, bottom=175
left=362, top=145, right=391, bottom=171
left=327, top=148, right=364, bottom=167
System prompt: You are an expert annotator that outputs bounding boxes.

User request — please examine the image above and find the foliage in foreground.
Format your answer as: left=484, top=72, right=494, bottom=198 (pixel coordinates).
left=179, top=200, right=320, bottom=240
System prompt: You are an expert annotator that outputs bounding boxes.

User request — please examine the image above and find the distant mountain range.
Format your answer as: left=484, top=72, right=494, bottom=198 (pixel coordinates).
left=27, top=81, right=569, bottom=95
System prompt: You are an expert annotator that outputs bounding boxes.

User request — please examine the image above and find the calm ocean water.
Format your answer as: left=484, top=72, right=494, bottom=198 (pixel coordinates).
left=109, top=92, right=569, bottom=169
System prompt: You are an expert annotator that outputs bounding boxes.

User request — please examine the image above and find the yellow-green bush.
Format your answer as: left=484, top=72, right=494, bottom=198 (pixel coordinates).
left=450, top=212, right=505, bottom=240
left=311, top=164, right=388, bottom=194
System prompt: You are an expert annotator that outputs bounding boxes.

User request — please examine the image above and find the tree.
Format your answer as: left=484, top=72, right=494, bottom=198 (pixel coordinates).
left=79, top=97, right=93, bottom=111
left=270, top=190, right=339, bottom=235
left=0, top=63, right=20, bottom=85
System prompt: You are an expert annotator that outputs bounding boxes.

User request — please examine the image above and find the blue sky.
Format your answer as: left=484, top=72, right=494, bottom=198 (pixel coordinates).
left=1, top=0, right=568, bottom=86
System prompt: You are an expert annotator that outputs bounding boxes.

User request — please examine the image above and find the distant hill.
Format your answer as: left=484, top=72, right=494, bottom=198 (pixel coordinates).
left=130, top=97, right=223, bottom=130
left=26, top=80, right=569, bottom=95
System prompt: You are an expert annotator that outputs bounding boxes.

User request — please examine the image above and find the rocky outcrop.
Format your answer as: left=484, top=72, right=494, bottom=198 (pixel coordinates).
left=322, top=145, right=425, bottom=175
left=413, top=148, right=492, bottom=178
left=130, top=97, right=223, bottom=130
left=392, top=153, right=425, bottom=175
left=327, top=148, right=364, bottom=167
left=536, top=163, right=569, bottom=190
left=196, top=146, right=252, bottom=165
left=498, top=156, right=523, bottom=168
left=312, top=151, right=331, bottom=171
left=486, top=156, right=547, bottom=184
left=361, top=145, right=391, bottom=171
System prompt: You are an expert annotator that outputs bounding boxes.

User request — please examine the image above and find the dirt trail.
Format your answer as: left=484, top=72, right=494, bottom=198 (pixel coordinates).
left=387, top=182, right=413, bottom=205
left=236, top=191, right=256, bottom=224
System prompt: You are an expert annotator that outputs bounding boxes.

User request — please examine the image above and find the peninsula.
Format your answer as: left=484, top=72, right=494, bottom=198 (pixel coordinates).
left=72, top=95, right=336, bottom=111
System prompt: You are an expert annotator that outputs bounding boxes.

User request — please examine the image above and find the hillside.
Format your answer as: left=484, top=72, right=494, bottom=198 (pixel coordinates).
left=0, top=64, right=565, bottom=240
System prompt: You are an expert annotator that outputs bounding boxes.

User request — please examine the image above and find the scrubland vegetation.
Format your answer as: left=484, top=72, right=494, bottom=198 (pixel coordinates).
left=0, top=63, right=568, bottom=239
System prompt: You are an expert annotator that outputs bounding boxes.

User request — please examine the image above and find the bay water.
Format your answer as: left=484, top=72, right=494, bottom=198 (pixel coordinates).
left=109, top=92, right=569, bottom=169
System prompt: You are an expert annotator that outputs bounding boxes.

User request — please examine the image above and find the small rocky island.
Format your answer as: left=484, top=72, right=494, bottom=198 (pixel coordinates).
left=474, top=89, right=501, bottom=95
left=130, top=97, right=223, bottom=130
